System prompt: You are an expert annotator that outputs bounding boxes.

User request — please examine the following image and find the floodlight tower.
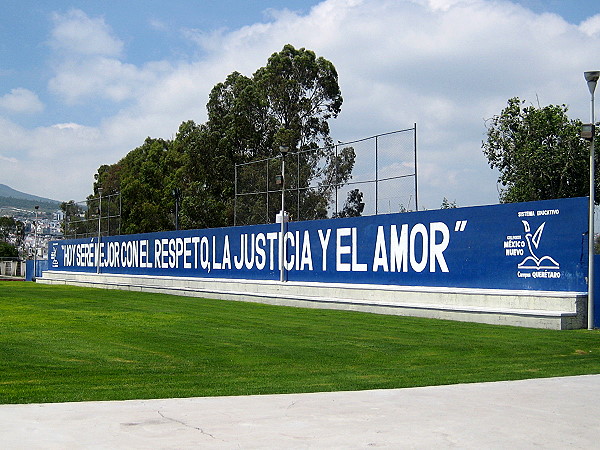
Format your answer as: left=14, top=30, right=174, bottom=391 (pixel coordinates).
left=97, top=187, right=103, bottom=274
left=584, top=70, right=600, bottom=330
left=33, top=205, right=39, bottom=281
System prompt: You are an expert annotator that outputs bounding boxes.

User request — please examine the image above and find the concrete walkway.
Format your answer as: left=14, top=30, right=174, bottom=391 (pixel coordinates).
left=1, top=375, right=599, bottom=449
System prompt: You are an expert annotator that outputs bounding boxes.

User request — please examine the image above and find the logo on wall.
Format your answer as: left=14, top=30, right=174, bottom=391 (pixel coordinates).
left=50, top=242, right=59, bottom=268
left=517, top=221, right=559, bottom=270
left=505, top=208, right=563, bottom=280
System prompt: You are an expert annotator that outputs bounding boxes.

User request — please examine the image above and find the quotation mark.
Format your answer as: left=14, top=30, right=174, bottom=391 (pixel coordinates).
left=454, top=220, right=467, bottom=232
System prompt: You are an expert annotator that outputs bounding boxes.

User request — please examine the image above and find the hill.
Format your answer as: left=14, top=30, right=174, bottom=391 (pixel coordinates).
left=0, top=184, right=61, bottom=203
left=0, top=184, right=61, bottom=215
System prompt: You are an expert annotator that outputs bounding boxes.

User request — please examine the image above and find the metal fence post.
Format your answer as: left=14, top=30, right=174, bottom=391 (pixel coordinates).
left=414, top=123, right=418, bottom=211
left=375, top=135, right=379, bottom=215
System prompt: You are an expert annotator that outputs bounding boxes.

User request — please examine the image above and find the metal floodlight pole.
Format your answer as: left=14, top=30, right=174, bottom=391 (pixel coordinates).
left=335, top=144, right=339, bottom=216
left=234, top=164, right=238, bottom=227
left=118, top=192, right=122, bottom=236
left=175, top=195, right=179, bottom=231
left=97, top=188, right=103, bottom=274
left=585, top=71, right=600, bottom=330
left=107, top=193, right=111, bottom=236
left=33, top=205, right=39, bottom=281
left=279, top=146, right=289, bottom=282
left=172, top=188, right=181, bottom=231
left=296, top=151, right=300, bottom=221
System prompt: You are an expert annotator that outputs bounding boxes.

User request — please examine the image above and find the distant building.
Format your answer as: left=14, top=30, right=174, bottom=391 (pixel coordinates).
left=53, top=210, right=65, bottom=221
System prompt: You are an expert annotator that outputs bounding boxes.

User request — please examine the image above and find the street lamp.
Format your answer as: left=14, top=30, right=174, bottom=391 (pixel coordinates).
left=584, top=70, right=599, bottom=330
left=33, top=205, right=39, bottom=281
left=279, top=145, right=289, bottom=282
left=97, top=187, right=103, bottom=274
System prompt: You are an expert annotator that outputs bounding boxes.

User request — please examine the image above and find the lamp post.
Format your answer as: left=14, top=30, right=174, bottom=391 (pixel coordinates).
left=585, top=70, right=600, bottom=330
left=279, top=146, right=289, bottom=282
left=33, top=205, right=39, bottom=281
left=97, top=187, right=103, bottom=274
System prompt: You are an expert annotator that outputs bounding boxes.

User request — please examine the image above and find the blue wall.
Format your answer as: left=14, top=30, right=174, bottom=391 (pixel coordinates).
left=48, top=197, right=588, bottom=293
left=26, top=259, right=48, bottom=281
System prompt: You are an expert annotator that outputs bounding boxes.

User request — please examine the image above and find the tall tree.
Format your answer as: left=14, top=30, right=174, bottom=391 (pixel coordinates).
left=234, top=45, right=352, bottom=222
left=94, top=137, right=179, bottom=234
left=253, top=44, right=343, bottom=151
left=192, top=44, right=353, bottom=225
left=172, top=120, right=234, bottom=229
left=483, top=97, right=599, bottom=203
left=206, top=71, right=275, bottom=160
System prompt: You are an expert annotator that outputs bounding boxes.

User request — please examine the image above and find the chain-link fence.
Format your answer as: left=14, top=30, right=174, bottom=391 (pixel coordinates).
left=234, top=127, right=417, bottom=226
left=62, top=192, right=122, bottom=239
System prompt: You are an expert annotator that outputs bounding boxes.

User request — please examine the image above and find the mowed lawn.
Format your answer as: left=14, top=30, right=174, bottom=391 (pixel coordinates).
left=1, top=281, right=600, bottom=405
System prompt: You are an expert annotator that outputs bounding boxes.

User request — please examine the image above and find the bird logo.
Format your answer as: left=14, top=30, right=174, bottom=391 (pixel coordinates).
left=517, top=220, right=559, bottom=270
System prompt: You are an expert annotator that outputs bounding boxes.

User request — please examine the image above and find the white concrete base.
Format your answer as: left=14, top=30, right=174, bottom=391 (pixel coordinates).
left=37, top=271, right=587, bottom=330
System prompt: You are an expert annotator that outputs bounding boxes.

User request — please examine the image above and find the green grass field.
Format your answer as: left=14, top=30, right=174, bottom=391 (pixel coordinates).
left=1, top=280, right=600, bottom=405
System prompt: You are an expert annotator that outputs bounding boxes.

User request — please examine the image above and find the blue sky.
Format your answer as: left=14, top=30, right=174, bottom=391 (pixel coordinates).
left=2, top=0, right=321, bottom=128
left=2, top=0, right=600, bottom=209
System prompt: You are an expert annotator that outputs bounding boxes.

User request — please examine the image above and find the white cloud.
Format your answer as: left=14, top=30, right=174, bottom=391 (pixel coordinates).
left=49, top=57, right=173, bottom=104
left=0, top=88, right=44, bottom=114
left=47, top=9, right=172, bottom=105
left=49, top=9, right=123, bottom=57
left=580, top=14, right=600, bottom=36
left=47, top=9, right=173, bottom=105
left=0, top=155, right=18, bottom=164
left=3, top=0, right=600, bottom=207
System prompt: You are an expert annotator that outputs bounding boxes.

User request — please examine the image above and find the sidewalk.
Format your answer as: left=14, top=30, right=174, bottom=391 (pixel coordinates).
left=1, top=375, right=599, bottom=449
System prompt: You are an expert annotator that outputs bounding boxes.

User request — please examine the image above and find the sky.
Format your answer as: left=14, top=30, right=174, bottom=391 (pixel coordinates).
left=1, top=0, right=600, bottom=211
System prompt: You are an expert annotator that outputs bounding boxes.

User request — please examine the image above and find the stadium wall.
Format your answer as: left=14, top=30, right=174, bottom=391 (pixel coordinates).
left=39, top=197, right=590, bottom=329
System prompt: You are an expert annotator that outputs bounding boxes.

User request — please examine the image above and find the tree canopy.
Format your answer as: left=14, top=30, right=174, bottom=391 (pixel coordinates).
left=483, top=97, right=599, bottom=204
left=0, top=216, right=24, bottom=253
left=91, top=44, right=354, bottom=234
left=0, top=241, right=18, bottom=258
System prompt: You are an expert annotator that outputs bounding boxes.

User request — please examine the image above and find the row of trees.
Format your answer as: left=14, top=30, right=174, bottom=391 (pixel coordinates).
left=83, top=45, right=357, bottom=235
